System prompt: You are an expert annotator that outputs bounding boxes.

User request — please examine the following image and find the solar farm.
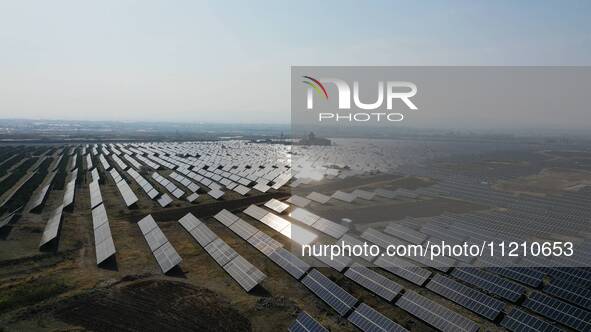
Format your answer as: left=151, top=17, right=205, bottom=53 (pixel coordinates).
left=0, top=138, right=590, bottom=332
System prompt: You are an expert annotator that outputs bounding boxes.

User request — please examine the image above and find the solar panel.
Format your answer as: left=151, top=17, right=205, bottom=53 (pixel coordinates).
left=95, top=236, right=116, bottom=265
left=331, top=190, right=356, bottom=203
left=314, top=250, right=352, bottom=272
left=248, top=230, right=283, bottom=256
left=153, top=241, right=182, bottom=273
left=115, top=180, right=138, bottom=207
left=39, top=204, right=64, bottom=247
left=253, top=182, right=270, bottom=193
left=289, top=208, right=320, bottom=226
left=312, top=218, right=348, bottom=239
left=288, top=311, right=328, bottom=332
left=62, top=180, right=75, bottom=208
left=396, top=290, right=479, bottom=332
left=279, top=223, right=318, bottom=246
left=234, top=184, right=250, bottom=195
left=348, top=303, right=408, bottom=332
left=208, top=189, right=224, bottom=199
left=450, top=267, right=525, bottom=302
left=89, top=180, right=103, bottom=209
left=178, top=213, right=201, bottom=232
left=214, top=209, right=240, bottom=226
left=264, top=198, right=289, bottom=213
left=544, top=279, right=591, bottom=311
left=523, top=291, right=591, bottom=331
left=260, top=213, right=290, bottom=232
left=426, top=274, right=505, bottom=320
left=186, top=192, right=199, bottom=202
left=91, top=203, right=108, bottom=229
left=205, top=238, right=238, bottom=266
left=374, top=256, right=431, bottom=286
left=384, top=224, right=427, bottom=244
left=137, top=214, right=182, bottom=273
left=144, top=227, right=168, bottom=251
left=344, top=263, right=402, bottom=301
left=500, top=308, right=565, bottom=332
left=306, top=192, right=331, bottom=204
left=223, top=255, right=266, bottom=291
left=138, top=215, right=158, bottom=235
left=486, top=267, right=544, bottom=288
left=286, top=195, right=311, bottom=208
left=189, top=222, right=218, bottom=247
left=268, top=247, right=310, bottom=280
left=228, top=218, right=259, bottom=240
left=301, top=269, right=358, bottom=316
left=243, top=204, right=269, bottom=220
left=157, top=194, right=173, bottom=207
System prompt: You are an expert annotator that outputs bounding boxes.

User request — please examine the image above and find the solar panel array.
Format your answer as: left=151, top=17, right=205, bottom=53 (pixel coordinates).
left=396, top=290, right=479, bottom=332
left=137, top=214, right=182, bottom=273
left=426, top=274, right=505, bottom=320
left=348, top=303, right=408, bottom=332
left=523, top=291, right=591, bottom=331
left=126, top=168, right=160, bottom=199
left=301, top=269, right=358, bottom=316
left=152, top=172, right=185, bottom=199
left=178, top=213, right=266, bottom=291
left=543, top=279, right=591, bottom=311
left=288, top=311, right=328, bottom=332
left=214, top=209, right=315, bottom=282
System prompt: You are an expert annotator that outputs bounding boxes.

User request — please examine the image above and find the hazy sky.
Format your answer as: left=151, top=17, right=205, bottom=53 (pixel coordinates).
left=1, top=0, right=590, bottom=126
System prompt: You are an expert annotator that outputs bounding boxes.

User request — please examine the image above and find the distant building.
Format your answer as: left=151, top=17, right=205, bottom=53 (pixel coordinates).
left=298, top=132, right=331, bottom=146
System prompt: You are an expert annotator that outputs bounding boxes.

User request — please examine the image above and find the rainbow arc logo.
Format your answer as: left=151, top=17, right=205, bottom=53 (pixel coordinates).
left=302, top=76, right=328, bottom=99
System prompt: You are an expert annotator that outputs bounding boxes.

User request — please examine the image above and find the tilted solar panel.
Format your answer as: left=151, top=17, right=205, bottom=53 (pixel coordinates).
left=374, top=256, right=431, bottom=286
left=214, top=209, right=240, bottom=226
left=543, top=279, right=591, bottom=311
left=205, top=238, right=239, bottom=266
left=301, top=269, right=358, bottom=316
left=229, top=219, right=259, bottom=240
left=344, top=263, right=402, bottom=301
left=223, top=255, right=266, bottom=292
left=450, top=267, right=525, bottom=302
left=288, top=311, right=328, bottom=332
left=268, top=247, right=310, bottom=280
left=426, top=274, right=505, bottom=320
left=523, top=291, right=591, bottom=331
left=348, top=303, right=408, bottom=332
left=500, top=308, right=564, bottom=332
left=396, top=291, right=479, bottom=332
